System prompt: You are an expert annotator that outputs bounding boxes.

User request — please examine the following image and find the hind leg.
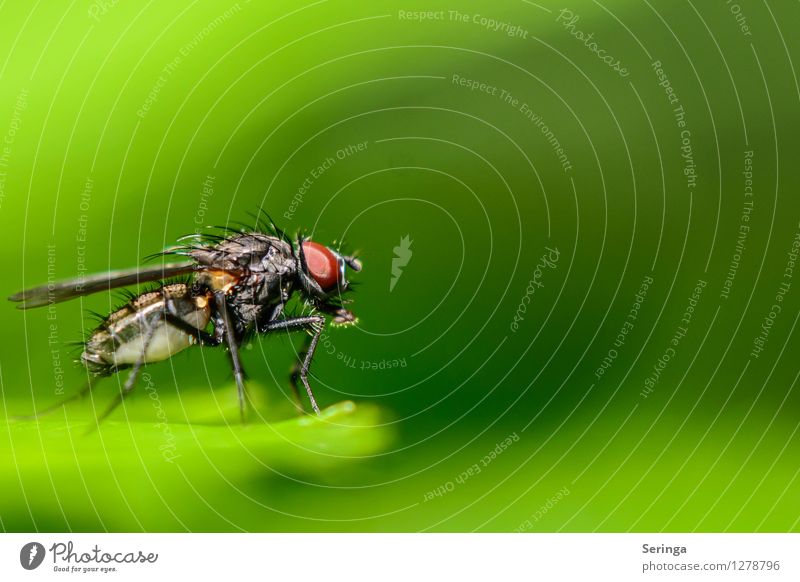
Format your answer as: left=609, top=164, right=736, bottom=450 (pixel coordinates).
left=93, top=357, right=146, bottom=426
left=90, top=325, right=157, bottom=428
left=12, top=374, right=100, bottom=421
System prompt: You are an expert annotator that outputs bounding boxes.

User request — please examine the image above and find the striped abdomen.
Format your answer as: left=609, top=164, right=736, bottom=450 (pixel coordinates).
left=81, top=283, right=211, bottom=376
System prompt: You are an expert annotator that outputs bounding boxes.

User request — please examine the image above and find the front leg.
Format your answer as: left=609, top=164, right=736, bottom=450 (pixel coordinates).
left=288, top=335, right=312, bottom=414
left=257, top=315, right=325, bottom=415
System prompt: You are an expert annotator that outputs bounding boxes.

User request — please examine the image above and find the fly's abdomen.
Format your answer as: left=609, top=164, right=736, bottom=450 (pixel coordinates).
left=81, top=283, right=211, bottom=375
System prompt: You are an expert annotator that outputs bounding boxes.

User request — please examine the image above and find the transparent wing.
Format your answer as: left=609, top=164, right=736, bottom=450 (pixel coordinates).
left=8, top=262, right=198, bottom=309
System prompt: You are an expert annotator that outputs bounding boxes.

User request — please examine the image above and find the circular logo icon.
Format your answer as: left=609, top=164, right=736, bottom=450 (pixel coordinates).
left=20, top=542, right=45, bottom=570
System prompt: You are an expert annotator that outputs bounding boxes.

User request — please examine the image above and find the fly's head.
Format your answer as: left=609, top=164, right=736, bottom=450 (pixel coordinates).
left=296, top=239, right=362, bottom=324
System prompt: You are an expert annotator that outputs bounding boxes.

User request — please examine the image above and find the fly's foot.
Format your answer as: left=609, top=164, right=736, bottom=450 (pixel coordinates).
left=332, top=308, right=357, bottom=325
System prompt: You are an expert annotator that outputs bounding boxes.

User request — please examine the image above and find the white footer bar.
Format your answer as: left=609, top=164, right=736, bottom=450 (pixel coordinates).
left=1, top=533, right=797, bottom=581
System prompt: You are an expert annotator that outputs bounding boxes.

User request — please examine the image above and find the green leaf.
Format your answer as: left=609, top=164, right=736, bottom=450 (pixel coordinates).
left=0, top=385, right=394, bottom=530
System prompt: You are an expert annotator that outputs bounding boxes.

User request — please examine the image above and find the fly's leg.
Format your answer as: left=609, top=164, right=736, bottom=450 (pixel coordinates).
left=214, top=293, right=248, bottom=423
left=257, top=315, right=325, bottom=415
left=163, top=313, right=219, bottom=346
left=92, top=325, right=157, bottom=428
left=12, top=374, right=100, bottom=420
left=255, top=302, right=306, bottom=412
left=288, top=334, right=312, bottom=413
left=264, top=301, right=285, bottom=321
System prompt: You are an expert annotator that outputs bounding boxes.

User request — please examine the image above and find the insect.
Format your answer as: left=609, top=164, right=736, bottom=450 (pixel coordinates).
left=8, top=217, right=362, bottom=424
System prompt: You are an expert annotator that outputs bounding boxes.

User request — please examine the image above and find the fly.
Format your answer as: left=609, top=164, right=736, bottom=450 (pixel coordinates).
left=8, top=217, right=362, bottom=424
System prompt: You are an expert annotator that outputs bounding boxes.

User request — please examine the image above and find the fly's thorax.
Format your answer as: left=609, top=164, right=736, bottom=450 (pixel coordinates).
left=191, top=232, right=297, bottom=323
left=80, top=283, right=211, bottom=374
left=189, top=233, right=295, bottom=273
left=225, top=271, right=292, bottom=331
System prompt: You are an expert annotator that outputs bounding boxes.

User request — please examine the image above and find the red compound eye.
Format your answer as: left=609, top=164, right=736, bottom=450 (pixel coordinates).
left=302, top=241, right=339, bottom=291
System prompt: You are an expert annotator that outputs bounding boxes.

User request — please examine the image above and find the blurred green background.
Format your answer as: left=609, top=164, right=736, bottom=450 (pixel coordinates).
left=1, top=0, right=799, bottom=532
